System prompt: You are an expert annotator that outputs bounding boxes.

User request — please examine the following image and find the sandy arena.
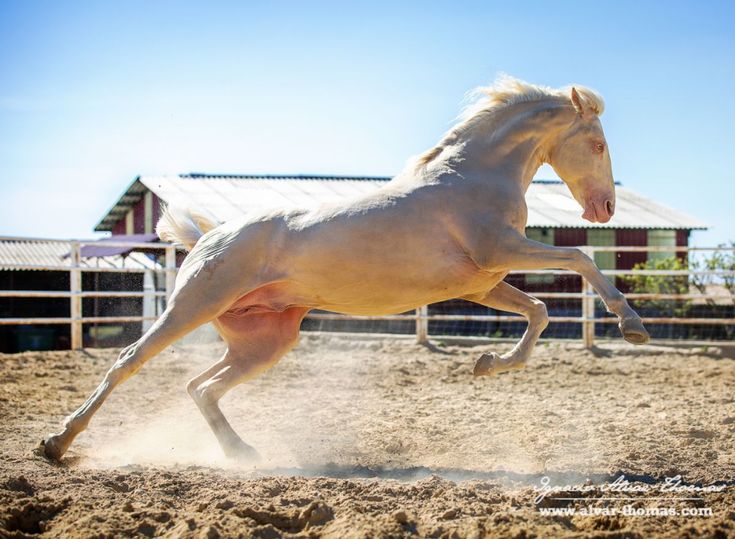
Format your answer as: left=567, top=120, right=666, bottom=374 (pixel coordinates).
left=1, top=334, right=734, bottom=538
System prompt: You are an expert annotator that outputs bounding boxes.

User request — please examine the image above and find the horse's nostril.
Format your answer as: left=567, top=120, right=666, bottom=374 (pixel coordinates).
left=606, top=200, right=614, bottom=215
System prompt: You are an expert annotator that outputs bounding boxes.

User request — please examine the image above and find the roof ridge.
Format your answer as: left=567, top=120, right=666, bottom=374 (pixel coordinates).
left=177, top=174, right=618, bottom=185
left=532, top=178, right=621, bottom=185
left=180, top=173, right=393, bottom=181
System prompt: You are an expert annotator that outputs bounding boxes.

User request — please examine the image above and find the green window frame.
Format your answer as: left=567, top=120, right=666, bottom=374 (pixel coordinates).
left=587, top=229, right=616, bottom=270
left=647, top=230, right=677, bottom=262
left=525, top=228, right=555, bottom=284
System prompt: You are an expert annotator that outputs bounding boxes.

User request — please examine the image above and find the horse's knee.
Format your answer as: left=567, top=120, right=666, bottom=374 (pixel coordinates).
left=530, top=300, right=548, bottom=330
left=606, top=290, right=629, bottom=313
left=105, top=343, right=142, bottom=383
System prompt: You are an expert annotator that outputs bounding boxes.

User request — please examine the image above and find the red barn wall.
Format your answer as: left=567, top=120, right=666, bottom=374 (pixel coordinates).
left=112, top=219, right=126, bottom=235
left=152, top=194, right=161, bottom=228
left=615, top=229, right=647, bottom=292
left=133, top=196, right=145, bottom=234
left=615, top=229, right=648, bottom=269
left=676, top=229, right=689, bottom=262
left=109, top=191, right=163, bottom=236
left=554, top=228, right=587, bottom=247
left=553, top=228, right=586, bottom=292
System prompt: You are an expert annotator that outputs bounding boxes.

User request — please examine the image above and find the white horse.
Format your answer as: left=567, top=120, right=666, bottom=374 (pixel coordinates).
left=43, top=76, right=649, bottom=461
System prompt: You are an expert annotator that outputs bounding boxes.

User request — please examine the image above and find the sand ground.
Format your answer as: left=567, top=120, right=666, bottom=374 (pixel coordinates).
left=1, top=334, right=734, bottom=538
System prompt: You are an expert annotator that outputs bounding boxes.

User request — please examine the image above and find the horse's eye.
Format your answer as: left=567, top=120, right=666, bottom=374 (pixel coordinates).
left=594, top=142, right=605, bottom=153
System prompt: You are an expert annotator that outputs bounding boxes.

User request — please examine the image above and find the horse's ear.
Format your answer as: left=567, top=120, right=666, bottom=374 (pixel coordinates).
left=570, top=87, right=585, bottom=116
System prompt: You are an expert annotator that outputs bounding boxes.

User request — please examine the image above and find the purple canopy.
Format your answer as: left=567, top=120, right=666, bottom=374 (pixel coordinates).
left=77, top=234, right=160, bottom=258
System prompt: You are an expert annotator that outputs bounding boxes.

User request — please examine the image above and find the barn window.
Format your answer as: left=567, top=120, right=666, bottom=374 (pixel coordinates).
left=587, top=229, right=616, bottom=270
left=144, top=191, right=153, bottom=234
left=125, top=210, right=134, bottom=235
left=525, top=228, right=554, bottom=284
left=647, top=230, right=676, bottom=262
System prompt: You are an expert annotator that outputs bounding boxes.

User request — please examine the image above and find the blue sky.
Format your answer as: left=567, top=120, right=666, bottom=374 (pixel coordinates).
left=1, top=0, right=733, bottom=245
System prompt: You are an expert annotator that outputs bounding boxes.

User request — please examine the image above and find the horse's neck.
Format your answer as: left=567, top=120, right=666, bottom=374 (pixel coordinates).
left=443, top=101, right=574, bottom=193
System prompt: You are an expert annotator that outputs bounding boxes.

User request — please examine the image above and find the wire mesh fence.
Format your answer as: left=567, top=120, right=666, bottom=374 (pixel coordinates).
left=0, top=237, right=733, bottom=352
left=296, top=246, right=735, bottom=346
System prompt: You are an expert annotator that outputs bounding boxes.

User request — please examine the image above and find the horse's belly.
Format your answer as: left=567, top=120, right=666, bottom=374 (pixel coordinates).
left=305, top=266, right=507, bottom=315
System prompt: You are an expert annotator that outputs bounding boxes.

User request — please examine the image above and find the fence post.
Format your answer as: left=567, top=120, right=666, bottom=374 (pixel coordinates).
left=581, top=246, right=595, bottom=348
left=69, top=241, right=83, bottom=350
left=416, top=305, right=429, bottom=344
left=164, top=245, right=176, bottom=304
left=142, top=270, right=155, bottom=332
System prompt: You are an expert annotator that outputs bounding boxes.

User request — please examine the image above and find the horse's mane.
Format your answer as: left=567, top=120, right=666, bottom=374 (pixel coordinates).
left=416, top=75, right=604, bottom=168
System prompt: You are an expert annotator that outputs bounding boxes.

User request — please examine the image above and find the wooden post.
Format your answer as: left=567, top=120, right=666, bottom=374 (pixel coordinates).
left=142, top=270, right=155, bottom=332
left=69, top=241, right=83, bottom=350
left=581, top=246, right=595, bottom=349
left=416, top=305, right=429, bottom=344
left=164, top=245, right=176, bottom=305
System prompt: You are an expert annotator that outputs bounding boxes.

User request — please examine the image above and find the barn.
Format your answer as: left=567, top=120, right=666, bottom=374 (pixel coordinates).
left=94, top=173, right=707, bottom=339
left=95, top=172, right=706, bottom=269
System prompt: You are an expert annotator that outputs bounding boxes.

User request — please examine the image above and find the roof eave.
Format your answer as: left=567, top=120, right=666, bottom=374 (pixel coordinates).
left=93, top=176, right=146, bottom=232
left=526, top=224, right=709, bottom=230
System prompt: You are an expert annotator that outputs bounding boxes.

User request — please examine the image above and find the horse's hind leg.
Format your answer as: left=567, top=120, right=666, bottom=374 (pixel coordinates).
left=463, top=281, right=549, bottom=376
left=42, top=300, right=220, bottom=460
left=186, top=306, right=308, bottom=459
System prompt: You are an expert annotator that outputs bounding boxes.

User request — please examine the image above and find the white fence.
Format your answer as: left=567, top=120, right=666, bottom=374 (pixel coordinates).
left=0, top=236, right=178, bottom=349
left=0, top=237, right=733, bottom=350
left=305, top=245, right=734, bottom=347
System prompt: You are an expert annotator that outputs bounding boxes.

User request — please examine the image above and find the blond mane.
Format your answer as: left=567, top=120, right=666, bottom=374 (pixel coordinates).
left=416, top=75, right=605, bottom=167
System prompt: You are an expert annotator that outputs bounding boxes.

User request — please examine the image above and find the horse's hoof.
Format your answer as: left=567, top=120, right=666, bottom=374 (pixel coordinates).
left=620, top=317, right=650, bottom=345
left=40, top=435, right=65, bottom=460
left=474, top=353, right=523, bottom=376
left=224, top=441, right=261, bottom=463
left=474, top=353, right=498, bottom=376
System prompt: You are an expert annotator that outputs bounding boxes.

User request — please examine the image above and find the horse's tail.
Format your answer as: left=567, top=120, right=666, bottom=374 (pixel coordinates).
left=155, top=204, right=220, bottom=251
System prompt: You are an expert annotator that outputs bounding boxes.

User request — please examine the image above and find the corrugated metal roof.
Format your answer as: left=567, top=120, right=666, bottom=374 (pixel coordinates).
left=525, top=181, right=706, bottom=229
left=79, top=234, right=159, bottom=258
left=0, top=239, right=160, bottom=271
left=94, top=178, right=148, bottom=231
left=141, top=174, right=389, bottom=224
left=0, top=240, right=69, bottom=270
left=95, top=173, right=707, bottom=231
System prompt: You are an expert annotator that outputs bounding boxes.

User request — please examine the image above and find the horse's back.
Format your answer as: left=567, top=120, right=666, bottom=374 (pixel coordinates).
left=170, top=183, right=500, bottom=317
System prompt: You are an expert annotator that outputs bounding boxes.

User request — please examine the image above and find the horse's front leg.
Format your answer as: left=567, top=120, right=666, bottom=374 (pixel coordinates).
left=495, top=231, right=649, bottom=344
left=463, top=282, right=548, bottom=376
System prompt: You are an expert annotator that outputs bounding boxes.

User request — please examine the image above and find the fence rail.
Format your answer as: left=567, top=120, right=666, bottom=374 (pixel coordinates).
left=1, top=237, right=733, bottom=349
left=0, top=237, right=179, bottom=349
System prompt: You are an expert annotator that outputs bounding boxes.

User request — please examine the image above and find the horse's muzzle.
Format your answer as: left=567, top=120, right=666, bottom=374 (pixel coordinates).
left=582, top=198, right=614, bottom=223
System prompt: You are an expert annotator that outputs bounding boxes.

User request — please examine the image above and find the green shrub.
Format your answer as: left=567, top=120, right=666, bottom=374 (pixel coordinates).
left=622, top=256, right=690, bottom=317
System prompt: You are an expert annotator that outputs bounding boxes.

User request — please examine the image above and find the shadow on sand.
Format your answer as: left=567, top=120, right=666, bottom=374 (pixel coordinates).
left=244, top=463, right=735, bottom=488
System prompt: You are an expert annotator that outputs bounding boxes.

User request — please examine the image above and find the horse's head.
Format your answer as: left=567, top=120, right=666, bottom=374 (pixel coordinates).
left=548, top=87, right=615, bottom=223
